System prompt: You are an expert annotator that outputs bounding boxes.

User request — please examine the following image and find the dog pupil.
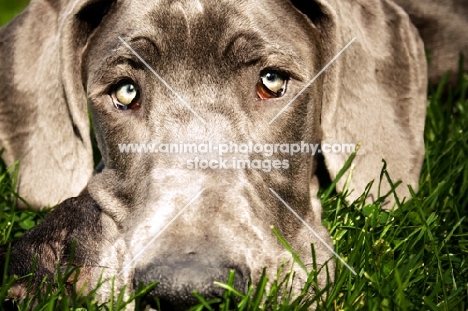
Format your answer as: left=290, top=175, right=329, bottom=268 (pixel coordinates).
left=266, top=73, right=277, bottom=81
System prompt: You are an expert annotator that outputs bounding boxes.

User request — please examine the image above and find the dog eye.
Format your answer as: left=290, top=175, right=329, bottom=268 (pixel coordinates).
left=112, top=82, right=141, bottom=110
left=257, top=70, right=287, bottom=99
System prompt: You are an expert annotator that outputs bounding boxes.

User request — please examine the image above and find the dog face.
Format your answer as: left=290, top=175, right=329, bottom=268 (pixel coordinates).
left=82, top=0, right=332, bottom=305
left=0, top=0, right=428, bottom=308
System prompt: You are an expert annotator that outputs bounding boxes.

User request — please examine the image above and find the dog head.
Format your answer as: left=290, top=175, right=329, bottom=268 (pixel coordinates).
left=83, top=0, right=332, bottom=304
left=0, top=0, right=426, bottom=307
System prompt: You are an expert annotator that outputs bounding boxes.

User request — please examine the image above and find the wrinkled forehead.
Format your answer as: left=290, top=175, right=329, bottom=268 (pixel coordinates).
left=89, top=0, right=317, bottom=62
left=118, top=0, right=305, bottom=34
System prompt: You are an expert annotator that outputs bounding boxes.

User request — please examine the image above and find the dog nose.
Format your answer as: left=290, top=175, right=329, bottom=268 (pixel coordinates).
left=134, top=255, right=249, bottom=310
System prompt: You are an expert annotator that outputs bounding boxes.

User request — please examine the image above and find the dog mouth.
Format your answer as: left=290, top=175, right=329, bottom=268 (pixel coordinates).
left=139, top=298, right=224, bottom=311
left=135, top=280, right=233, bottom=311
left=138, top=295, right=223, bottom=311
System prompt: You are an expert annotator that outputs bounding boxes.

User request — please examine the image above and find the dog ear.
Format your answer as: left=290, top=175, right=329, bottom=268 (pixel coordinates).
left=392, top=0, right=468, bottom=85
left=291, top=0, right=427, bottom=208
left=0, top=0, right=114, bottom=209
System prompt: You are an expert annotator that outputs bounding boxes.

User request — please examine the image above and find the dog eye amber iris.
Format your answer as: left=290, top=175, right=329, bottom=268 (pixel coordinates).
left=113, top=82, right=140, bottom=110
left=257, top=70, right=287, bottom=99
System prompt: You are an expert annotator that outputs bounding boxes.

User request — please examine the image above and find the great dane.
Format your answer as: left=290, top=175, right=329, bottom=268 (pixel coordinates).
left=0, top=0, right=466, bottom=309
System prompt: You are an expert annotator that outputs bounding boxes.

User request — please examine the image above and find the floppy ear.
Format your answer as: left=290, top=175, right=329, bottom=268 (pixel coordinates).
left=292, top=0, right=427, bottom=208
left=392, top=0, right=468, bottom=85
left=0, top=0, right=114, bottom=209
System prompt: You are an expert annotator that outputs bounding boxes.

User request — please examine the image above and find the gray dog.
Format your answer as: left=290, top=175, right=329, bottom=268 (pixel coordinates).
left=0, top=0, right=467, bottom=309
